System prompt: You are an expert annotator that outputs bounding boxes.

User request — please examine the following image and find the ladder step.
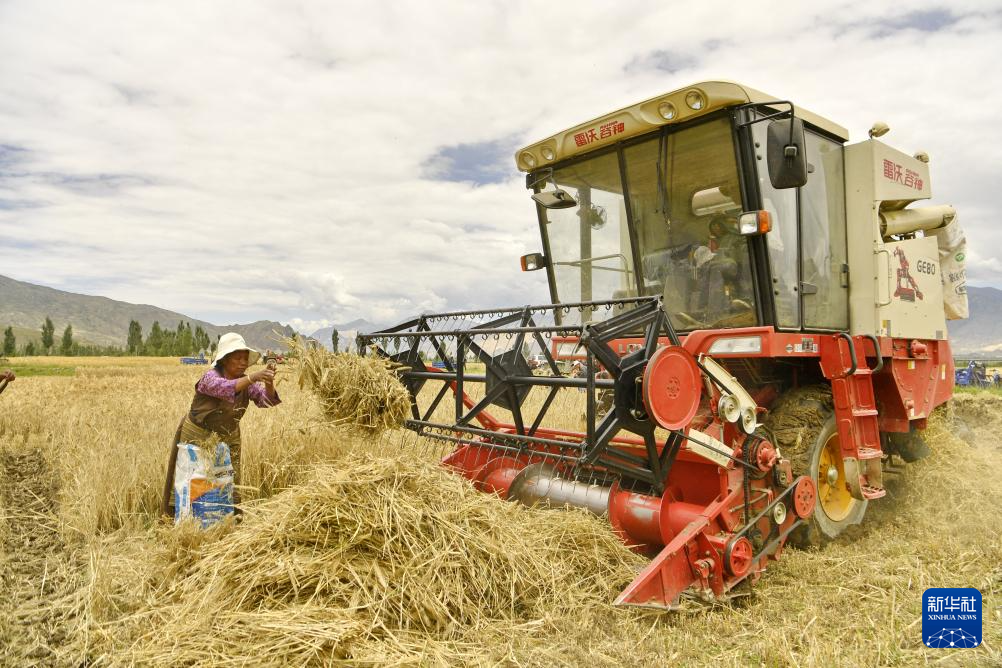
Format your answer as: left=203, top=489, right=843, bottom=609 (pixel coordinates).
left=857, top=446, right=883, bottom=460
left=861, top=485, right=886, bottom=500
left=852, top=409, right=878, bottom=417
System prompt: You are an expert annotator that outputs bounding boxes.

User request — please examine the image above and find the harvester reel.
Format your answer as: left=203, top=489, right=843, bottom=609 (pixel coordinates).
left=362, top=296, right=683, bottom=492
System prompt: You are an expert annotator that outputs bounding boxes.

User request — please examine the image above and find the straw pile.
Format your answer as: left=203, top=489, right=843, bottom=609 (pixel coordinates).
left=292, top=341, right=412, bottom=433
left=951, top=392, right=1002, bottom=446
left=102, top=453, right=643, bottom=665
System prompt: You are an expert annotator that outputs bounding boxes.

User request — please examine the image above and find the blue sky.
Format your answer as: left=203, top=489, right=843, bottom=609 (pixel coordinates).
left=1, top=1, right=1000, bottom=333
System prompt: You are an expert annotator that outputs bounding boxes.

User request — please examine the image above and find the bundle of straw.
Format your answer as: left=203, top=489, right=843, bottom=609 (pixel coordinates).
left=109, top=453, right=642, bottom=665
left=290, top=340, right=412, bottom=433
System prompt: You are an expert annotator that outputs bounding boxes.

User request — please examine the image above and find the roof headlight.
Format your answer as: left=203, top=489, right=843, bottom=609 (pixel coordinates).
left=521, top=151, right=537, bottom=169
left=541, top=146, right=555, bottom=161
left=685, top=90, right=705, bottom=110
left=657, top=101, right=677, bottom=120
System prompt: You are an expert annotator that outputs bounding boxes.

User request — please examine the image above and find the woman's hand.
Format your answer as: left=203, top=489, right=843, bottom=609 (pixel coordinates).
left=236, top=367, right=277, bottom=399
left=248, top=368, right=275, bottom=384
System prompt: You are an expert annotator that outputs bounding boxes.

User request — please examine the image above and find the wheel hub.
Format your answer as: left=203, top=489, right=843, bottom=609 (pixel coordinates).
left=826, top=465, right=839, bottom=486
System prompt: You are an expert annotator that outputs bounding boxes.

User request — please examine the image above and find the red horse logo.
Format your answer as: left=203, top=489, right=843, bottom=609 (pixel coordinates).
left=893, top=247, right=924, bottom=302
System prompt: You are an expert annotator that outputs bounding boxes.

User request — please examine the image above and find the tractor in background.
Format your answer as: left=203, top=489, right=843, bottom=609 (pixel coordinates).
left=954, top=360, right=988, bottom=387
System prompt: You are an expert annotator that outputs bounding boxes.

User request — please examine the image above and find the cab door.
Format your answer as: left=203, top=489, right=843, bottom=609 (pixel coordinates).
left=800, top=130, right=849, bottom=330
left=752, top=120, right=849, bottom=331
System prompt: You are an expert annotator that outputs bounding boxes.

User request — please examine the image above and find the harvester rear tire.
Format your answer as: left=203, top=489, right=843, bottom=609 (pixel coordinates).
left=764, top=385, right=868, bottom=548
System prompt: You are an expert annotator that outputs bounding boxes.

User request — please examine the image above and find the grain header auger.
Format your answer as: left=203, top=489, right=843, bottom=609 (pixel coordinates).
left=359, top=81, right=967, bottom=609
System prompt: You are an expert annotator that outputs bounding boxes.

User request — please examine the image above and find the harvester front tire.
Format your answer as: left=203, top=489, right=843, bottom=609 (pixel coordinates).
left=765, top=386, right=868, bottom=548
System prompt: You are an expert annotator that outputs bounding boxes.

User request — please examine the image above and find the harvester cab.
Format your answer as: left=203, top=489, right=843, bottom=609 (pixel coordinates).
left=361, top=81, right=965, bottom=609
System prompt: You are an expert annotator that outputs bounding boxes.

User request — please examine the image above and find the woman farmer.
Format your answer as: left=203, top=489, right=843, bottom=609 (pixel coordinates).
left=161, top=333, right=280, bottom=516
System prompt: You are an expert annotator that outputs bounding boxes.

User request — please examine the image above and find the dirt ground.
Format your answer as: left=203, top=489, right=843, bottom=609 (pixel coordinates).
left=0, top=446, right=80, bottom=666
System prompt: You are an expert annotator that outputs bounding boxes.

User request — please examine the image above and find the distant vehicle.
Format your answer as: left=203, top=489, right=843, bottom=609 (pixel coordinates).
left=263, top=350, right=286, bottom=365
left=955, top=360, right=989, bottom=387
left=527, top=354, right=549, bottom=370
left=180, top=353, right=208, bottom=365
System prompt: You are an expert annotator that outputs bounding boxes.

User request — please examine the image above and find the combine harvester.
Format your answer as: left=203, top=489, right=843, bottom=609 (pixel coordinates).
left=360, top=81, right=967, bottom=609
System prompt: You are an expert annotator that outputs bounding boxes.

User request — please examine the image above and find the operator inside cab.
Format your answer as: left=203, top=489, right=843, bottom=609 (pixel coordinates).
left=639, top=211, right=753, bottom=327
left=538, top=116, right=757, bottom=331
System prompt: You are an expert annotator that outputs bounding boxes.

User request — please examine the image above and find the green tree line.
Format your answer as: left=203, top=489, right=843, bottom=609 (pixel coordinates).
left=2, top=318, right=215, bottom=357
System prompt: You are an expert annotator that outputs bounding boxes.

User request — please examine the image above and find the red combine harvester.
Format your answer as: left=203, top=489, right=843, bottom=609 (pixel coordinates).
left=360, top=81, right=966, bottom=608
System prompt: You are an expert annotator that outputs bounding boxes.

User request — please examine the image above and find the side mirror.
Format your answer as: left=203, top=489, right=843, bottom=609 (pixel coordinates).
left=767, top=117, right=808, bottom=189
left=520, top=252, right=546, bottom=271
left=532, top=188, right=577, bottom=209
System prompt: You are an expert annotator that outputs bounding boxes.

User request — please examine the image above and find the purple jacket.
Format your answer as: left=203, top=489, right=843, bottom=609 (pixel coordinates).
left=196, top=368, right=281, bottom=407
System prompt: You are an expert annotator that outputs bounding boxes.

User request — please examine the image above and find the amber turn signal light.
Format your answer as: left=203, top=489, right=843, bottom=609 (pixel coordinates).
left=738, top=210, right=772, bottom=235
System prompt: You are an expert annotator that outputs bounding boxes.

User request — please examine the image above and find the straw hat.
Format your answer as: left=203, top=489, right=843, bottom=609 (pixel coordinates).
left=213, top=332, right=261, bottom=366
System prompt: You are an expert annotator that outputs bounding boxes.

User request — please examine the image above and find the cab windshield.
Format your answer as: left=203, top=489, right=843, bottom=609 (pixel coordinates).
left=538, top=116, right=756, bottom=330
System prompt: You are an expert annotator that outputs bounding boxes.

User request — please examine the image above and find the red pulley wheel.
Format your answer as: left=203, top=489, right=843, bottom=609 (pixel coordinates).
left=643, top=345, right=702, bottom=430
left=724, top=536, right=754, bottom=577
left=792, top=476, right=817, bottom=519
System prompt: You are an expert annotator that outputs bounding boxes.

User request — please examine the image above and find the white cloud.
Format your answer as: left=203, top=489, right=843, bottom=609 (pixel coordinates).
left=1, top=0, right=1000, bottom=330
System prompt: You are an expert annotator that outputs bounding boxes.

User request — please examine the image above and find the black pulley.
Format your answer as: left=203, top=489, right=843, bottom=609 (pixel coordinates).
left=389, top=347, right=428, bottom=401
left=485, top=349, right=532, bottom=411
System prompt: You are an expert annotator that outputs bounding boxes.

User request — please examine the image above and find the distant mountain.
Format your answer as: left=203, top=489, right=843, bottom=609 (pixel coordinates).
left=311, top=319, right=381, bottom=351
left=0, top=274, right=296, bottom=352
left=948, top=286, right=1002, bottom=354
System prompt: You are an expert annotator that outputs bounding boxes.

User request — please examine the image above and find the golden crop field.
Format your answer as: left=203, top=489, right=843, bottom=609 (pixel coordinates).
left=0, top=356, right=1000, bottom=666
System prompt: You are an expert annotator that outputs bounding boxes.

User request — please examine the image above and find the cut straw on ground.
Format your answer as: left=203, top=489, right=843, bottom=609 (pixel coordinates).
left=2, top=357, right=1000, bottom=666
left=79, top=452, right=644, bottom=665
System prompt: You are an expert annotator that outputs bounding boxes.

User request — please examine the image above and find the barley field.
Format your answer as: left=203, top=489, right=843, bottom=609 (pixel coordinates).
left=0, top=356, right=999, bottom=666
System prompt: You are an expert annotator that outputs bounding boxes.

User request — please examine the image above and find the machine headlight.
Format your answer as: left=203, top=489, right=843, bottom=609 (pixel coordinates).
left=521, top=151, right=537, bottom=169
left=657, top=101, right=677, bottom=120
left=708, top=336, right=762, bottom=355
left=541, top=146, right=555, bottom=161
left=685, top=90, right=705, bottom=110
